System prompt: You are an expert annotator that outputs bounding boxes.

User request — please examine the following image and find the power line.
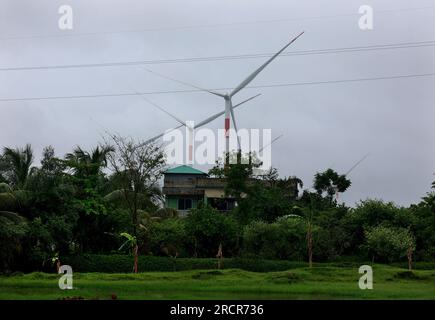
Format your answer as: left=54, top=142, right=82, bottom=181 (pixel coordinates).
left=1, top=72, right=434, bottom=103
left=1, top=40, right=435, bottom=72
left=1, top=5, right=435, bottom=41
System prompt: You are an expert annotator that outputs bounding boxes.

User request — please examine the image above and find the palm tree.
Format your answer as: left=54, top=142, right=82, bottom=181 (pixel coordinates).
left=2, top=144, right=34, bottom=189
left=65, top=145, right=114, bottom=176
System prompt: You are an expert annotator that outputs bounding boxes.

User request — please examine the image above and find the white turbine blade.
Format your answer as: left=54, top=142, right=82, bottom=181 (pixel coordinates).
left=230, top=31, right=304, bottom=98
left=258, top=134, right=283, bottom=153
left=140, top=93, right=261, bottom=147
left=345, top=153, right=370, bottom=176
left=134, top=91, right=185, bottom=126
left=194, top=93, right=261, bottom=129
left=140, top=123, right=184, bottom=147
left=142, top=67, right=226, bottom=98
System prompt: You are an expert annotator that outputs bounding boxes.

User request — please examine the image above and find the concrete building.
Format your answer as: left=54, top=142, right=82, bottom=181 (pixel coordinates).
left=162, top=165, right=236, bottom=215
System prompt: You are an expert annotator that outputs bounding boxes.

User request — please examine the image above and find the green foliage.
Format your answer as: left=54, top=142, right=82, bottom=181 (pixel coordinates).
left=246, top=183, right=293, bottom=223
left=60, top=254, right=306, bottom=273
left=1, top=144, right=34, bottom=189
left=186, top=206, right=238, bottom=257
left=118, top=232, right=137, bottom=253
left=242, top=218, right=306, bottom=260
left=1, top=141, right=434, bottom=273
left=148, top=218, right=188, bottom=257
left=313, top=168, right=351, bottom=202
left=409, top=192, right=435, bottom=260
left=0, top=211, right=28, bottom=270
left=365, top=226, right=416, bottom=262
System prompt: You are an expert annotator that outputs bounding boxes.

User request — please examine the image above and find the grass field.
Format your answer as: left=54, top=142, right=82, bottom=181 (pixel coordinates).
left=1, top=264, right=434, bottom=300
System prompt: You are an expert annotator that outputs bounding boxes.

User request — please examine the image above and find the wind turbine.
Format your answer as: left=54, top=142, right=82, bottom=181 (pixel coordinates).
left=142, top=31, right=304, bottom=163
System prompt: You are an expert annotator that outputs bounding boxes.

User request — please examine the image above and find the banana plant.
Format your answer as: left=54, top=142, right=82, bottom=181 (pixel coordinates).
left=118, top=232, right=138, bottom=273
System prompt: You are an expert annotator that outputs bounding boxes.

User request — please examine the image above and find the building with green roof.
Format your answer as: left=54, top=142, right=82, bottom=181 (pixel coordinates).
left=162, top=165, right=235, bottom=215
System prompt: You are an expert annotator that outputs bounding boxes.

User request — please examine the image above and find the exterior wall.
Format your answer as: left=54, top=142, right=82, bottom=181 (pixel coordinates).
left=163, top=172, right=238, bottom=214
left=165, top=195, right=204, bottom=211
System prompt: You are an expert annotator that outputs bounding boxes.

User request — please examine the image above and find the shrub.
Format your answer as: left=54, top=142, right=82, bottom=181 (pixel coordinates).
left=148, top=218, right=190, bottom=257
left=61, top=254, right=307, bottom=273
left=365, top=226, right=415, bottom=262
left=185, top=206, right=238, bottom=257
left=242, top=217, right=306, bottom=260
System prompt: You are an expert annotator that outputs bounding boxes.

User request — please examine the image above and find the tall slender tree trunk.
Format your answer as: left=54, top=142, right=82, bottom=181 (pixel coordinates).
left=134, top=245, right=138, bottom=273
left=307, top=223, right=313, bottom=268
left=216, top=243, right=223, bottom=270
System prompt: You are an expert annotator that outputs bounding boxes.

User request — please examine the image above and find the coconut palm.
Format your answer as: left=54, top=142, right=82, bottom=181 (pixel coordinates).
left=2, top=144, right=34, bottom=189
left=65, top=145, right=114, bottom=176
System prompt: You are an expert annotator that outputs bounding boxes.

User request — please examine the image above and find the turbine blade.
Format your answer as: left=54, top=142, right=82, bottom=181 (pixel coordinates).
left=345, top=153, right=370, bottom=176
left=230, top=31, right=304, bottom=97
left=195, top=93, right=261, bottom=129
left=142, top=67, right=226, bottom=98
left=140, top=124, right=184, bottom=147
left=134, top=91, right=186, bottom=126
left=259, top=134, right=283, bottom=153
left=140, top=93, right=261, bottom=147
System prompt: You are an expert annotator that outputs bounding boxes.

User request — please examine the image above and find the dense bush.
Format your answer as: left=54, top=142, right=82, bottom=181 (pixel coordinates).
left=242, top=217, right=306, bottom=260
left=365, top=226, right=415, bottom=263
left=60, top=254, right=307, bottom=273
left=148, top=218, right=190, bottom=257
left=185, top=206, right=238, bottom=257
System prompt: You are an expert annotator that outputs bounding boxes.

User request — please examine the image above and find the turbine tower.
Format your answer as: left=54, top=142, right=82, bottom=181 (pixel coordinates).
left=143, top=31, right=304, bottom=163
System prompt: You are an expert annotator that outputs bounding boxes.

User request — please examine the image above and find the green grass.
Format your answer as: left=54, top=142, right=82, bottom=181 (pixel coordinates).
left=1, top=264, right=434, bottom=300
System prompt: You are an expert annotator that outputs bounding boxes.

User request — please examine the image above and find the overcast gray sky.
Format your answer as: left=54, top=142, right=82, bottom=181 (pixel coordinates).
left=1, top=0, right=434, bottom=206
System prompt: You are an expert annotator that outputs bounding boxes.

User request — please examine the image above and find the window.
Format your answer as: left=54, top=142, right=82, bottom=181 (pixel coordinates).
left=178, top=198, right=193, bottom=210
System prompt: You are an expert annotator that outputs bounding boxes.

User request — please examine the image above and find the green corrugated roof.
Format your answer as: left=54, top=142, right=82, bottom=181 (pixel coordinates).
left=165, top=165, right=207, bottom=175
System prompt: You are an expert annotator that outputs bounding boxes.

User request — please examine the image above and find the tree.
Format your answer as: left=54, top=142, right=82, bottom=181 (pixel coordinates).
left=247, top=172, right=303, bottom=223
left=0, top=211, right=28, bottom=271
left=64, top=146, right=114, bottom=253
left=22, top=146, right=78, bottom=267
left=209, top=152, right=260, bottom=205
left=409, top=182, right=435, bottom=260
left=185, top=206, right=237, bottom=258
left=365, top=226, right=416, bottom=265
left=2, top=144, right=34, bottom=189
left=105, top=134, right=166, bottom=260
left=313, top=169, right=351, bottom=203
left=65, top=145, right=114, bottom=216
left=346, top=199, right=414, bottom=257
